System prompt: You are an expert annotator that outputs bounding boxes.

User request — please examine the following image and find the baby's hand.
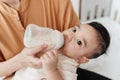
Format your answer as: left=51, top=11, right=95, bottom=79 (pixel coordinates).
left=40, top=50, right=58, bottom=73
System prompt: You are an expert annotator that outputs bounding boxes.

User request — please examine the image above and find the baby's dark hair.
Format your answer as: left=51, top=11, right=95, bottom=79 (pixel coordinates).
left=87, top=22, right=110, bottom=59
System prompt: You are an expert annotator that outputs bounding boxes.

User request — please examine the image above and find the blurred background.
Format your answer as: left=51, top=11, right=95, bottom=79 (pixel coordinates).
left=71, top=0, right=120, bottom=22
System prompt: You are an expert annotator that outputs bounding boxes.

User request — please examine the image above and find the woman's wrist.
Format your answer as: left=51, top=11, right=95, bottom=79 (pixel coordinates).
left=0, top=54, right=22, bottom=76
left=6, top=54, right=23, bottom=71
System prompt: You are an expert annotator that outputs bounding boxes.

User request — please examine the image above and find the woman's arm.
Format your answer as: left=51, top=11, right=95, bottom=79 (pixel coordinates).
left=0, top=44, right=47, bottom=76
left=0, top=55, right=22, bottom=76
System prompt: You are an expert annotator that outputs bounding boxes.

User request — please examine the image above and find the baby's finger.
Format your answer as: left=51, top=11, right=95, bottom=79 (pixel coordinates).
left=47, top=51, right=58, bottom=61
left=51, top=50, right=58, bottom=57
left=30, top=57, right=42, bottom=68
left=32, top=62, right=42, bottom=69
left=42, top=53, right=50, bottom=61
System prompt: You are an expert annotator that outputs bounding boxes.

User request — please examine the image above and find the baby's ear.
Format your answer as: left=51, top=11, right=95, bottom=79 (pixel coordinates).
left=75, top=57, right=89, bottom=64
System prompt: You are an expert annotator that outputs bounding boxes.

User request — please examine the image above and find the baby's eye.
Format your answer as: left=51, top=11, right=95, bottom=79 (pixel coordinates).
left=77, top=39, right=82, bottom=45
left=72, top=27, right=77, bottom=32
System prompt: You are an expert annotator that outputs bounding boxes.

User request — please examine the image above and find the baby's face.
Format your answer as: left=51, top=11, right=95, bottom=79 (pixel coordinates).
left=59, top=24, right=98, bottom=60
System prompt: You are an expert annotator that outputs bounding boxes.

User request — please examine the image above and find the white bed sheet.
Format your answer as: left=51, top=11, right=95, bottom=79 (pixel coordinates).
left=0, top=77, right=5, bottom=80
left=80, top=17, right=120, bottom=80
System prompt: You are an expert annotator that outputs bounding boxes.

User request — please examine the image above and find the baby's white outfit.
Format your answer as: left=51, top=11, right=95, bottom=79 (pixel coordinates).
left=12, top=54, right=79, bottom=80
left=12, top=24, right=79, bottom=80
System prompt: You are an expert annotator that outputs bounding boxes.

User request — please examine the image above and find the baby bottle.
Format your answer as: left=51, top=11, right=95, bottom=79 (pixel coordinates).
left=24, top=24, right=64, bottom=50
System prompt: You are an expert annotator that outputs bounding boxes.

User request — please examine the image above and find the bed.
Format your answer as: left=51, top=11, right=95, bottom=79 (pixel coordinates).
left=76, top=0, right=120, bottom=80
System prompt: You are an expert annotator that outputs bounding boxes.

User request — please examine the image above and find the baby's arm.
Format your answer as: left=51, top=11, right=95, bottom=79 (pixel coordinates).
left=40, top=50, right=63, bottom=80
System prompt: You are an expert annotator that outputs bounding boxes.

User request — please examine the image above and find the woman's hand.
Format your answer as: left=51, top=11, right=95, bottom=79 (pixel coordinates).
left=40, top=50, right=58, bottom=73
left=14, top=44, right=48, bottom=69
left=0, top=44, right=47, bottom=76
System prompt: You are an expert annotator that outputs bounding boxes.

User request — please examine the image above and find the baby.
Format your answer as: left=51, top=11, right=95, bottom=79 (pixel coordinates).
left=12, top=22, right=110, bottom=80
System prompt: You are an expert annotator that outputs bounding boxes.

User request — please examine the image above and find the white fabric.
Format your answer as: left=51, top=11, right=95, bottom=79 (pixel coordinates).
left=24, top=24, right=64, bottom=50
left=12, top=54, right=79, bottom=80
left=80, top=17, right=120, bottom=80
left=0, top=77, right=5, bottom=80
left=0, top=78, right=3, bottom=80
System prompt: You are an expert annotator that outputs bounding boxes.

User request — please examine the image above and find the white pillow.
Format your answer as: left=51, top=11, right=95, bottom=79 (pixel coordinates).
left=80, top=17, right=120, bottom=80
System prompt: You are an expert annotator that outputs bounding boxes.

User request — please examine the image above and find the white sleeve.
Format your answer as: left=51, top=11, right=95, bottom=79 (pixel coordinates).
left=58, top=54, right=79, bottom=80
